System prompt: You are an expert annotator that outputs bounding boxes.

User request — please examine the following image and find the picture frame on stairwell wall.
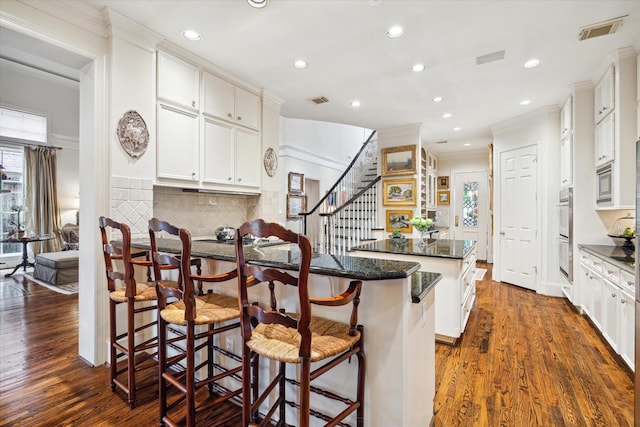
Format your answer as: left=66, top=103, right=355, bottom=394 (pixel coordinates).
left=288, top=172, right=304, bottom=194
left=386, top=210, right=413, bottom=232
left=381, top=144, right=417, bottom=176
left=287, top=194, right=306, bottom=219
left=437, top=176, right=449, bottom=190
left=437, top=190, right=450, bottom=206
left=383, top=178, right=417, bottom=206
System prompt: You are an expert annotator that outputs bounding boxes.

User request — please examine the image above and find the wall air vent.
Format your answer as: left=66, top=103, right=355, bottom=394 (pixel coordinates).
left=578, top=15, right=626, bottom=41
left=476, top=50, right=505, bottom=65
left=435, top=140, right=448, bottom=144
left=310, top=96, right=329, bottom=104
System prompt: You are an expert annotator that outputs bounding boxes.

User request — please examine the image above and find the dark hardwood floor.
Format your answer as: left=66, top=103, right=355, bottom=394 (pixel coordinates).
left=0, top=264, right=634, bottom=426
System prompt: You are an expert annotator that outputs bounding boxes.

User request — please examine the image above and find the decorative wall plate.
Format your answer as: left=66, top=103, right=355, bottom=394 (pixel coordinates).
left=117, top=110, right=149, bottom=159
left=263, top=147, right=278, bottom=177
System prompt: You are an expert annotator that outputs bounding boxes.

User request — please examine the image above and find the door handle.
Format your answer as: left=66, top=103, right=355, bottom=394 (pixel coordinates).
left=455, top=216, right=459, bottom=227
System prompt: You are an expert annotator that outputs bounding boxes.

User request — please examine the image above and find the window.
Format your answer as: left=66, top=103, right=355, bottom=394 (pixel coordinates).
left=0, top=147, right=25, bottom=255
left=0, top=107, right=47, bottom=143
left=0, top=107, right=42, bottom=256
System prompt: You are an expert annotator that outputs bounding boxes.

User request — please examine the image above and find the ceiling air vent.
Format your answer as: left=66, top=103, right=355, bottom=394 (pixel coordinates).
left=476, top=50, right=505, bottom=66
left=578, top=15, right=626, bottom=41
left=435, top=140, right=448, bottom=144
left=310, top=96, right=329, bottom=104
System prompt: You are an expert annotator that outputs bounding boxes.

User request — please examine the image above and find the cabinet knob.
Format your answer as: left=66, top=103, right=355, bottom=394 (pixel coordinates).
left=611, top=293, right=617, bottom=298
left=238, top=177, right=242, bottom=182
left=192, top=172, right=196, bottom=177
left=192, top=101, right=196, bottom=108
left=227, top=177, right=232, bottom=181
left=621, top=299, right=627, bottom=304
left=602, top=106, right=608, bottom=111
left=237, top=116, right=242, bottom=121
left=227, top=113, right=233, bottom=118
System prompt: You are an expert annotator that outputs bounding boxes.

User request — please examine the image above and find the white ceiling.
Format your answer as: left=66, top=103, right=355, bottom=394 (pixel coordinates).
left=3, top=1, right=640, bottom=154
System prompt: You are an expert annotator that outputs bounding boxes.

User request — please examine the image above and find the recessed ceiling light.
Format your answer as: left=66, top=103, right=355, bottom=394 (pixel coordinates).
left=182, top=30, right=201, bottom=41
left=464, top=143, right=471, bottom=147
left=412, top=63, right=425, bottom=72
left=520, top=99, right=531, bottom=105
left=432, top=96, right=443, bottom=103
left=247, top=0, right=268, bottom=8
left=442, top=113, right=452, bottom=119
left=453, top=127, right=461, bottom=131
left=351, top=100, right=361, bottom=108
left=524, top=58, right=540, bottom=68
left=294, top=59, right=308, bottom=69
left=386, top=25, right=403, bottom=38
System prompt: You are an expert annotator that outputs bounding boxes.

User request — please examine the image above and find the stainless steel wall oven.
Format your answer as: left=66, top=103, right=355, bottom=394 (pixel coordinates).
left=558, top=188, right=573, bottom=282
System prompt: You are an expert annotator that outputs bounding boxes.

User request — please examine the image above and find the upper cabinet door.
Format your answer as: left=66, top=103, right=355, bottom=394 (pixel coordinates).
left=203, top=71, right=261, bottom=131
left=157, top=51, right=200, bottom=110
left=234, top=86, right=261, bottom=131
left=560, top=95, right=573, bottom=138
left=594, top=65, right=614, bottom=124
left=203, top=71, right=235, bottom=122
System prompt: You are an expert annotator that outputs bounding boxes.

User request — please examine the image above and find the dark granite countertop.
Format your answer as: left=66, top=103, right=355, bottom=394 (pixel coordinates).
left=578, top=244, right=635, bottom=273
left=351, top=238, right=476, bottom=260
left=411, top=271, right=442, bottom=303
left=131, top=238, right=421, bottom=281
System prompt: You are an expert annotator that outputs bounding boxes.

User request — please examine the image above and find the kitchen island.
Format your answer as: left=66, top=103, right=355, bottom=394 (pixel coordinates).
left=130, top=238, right=441, bottom=427
left=350, top=238, right=477, bottom=344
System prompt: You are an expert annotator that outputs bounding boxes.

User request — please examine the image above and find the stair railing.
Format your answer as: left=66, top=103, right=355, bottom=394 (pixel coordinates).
left=300, top=130, right=378, bottom=253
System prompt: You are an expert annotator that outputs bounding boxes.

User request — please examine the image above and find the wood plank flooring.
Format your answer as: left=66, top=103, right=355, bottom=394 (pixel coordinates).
left=434, top=263, right=634, bottom=426
left=0, top=264, right=634, bottom=426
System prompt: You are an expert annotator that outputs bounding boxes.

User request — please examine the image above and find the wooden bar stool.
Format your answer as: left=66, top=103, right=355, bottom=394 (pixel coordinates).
left=98, top=216, right=159, bottom=409
left=148, top=218, right=203, bottom=293
left=151, top=220, right=242, bottom=427
left=234, top=219, right=366, bottom=427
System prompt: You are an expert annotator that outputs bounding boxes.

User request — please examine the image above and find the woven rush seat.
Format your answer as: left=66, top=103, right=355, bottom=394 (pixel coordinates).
left=160, top=292, right=239, bottom=325
left=109, top=282, right=156, bottom=303
left=249, top=315, right=361, bottom=363
left=34, top=250, right=79, bottom=285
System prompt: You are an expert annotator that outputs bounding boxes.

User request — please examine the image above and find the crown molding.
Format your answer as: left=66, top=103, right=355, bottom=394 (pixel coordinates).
left=103, top=7, right=164, bottom=53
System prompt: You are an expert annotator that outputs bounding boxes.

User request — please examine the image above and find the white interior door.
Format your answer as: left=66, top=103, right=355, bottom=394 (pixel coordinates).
left=452, top=171, right=488, bottom=260
left=499, top=145, right=537, bottom=291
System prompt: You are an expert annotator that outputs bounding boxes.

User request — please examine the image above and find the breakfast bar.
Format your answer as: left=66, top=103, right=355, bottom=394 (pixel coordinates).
left=350, top=238, right=478, bottom=344
left=130, top=238, right=441, bottom=426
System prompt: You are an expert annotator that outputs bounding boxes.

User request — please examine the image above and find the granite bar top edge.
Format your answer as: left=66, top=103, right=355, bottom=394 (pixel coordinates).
left=130, top=238, right=421, bottom=281
left=411, top=272, right=442, bottom=303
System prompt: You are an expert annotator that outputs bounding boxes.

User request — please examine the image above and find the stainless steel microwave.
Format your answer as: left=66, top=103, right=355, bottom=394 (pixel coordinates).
left=596, top=164, right=612, bottom=203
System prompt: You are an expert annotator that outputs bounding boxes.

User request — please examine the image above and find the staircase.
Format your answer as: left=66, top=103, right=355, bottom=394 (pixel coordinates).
left=301, top=131, right=381, bottom=255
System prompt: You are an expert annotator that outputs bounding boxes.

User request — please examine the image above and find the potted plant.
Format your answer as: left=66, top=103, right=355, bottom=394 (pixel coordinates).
left=390, top=229, right=403, bottom=239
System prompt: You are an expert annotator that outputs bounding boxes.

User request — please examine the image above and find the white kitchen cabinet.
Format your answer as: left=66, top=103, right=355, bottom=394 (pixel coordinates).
left=619, top=288, right=635, bottom=370
left=157, top=103, right=200, bottom=182
left=560, top=135, right=573, bottom=187
left=202, top=118, right=261, bottom=190
left=428, top=171, right=437, bottom=209
left=594, top=65, right=614, bottom=124
left=560, top=95, right=573, bottom=138
left=157, top=51, right=200, bottom=110
left=601, top=278, right=620, bottom=351
left=579, top=247, right=635, bottom=371
left=203, top=71, right=261, bottom=131
left=594, top=112, right=614, bottom=168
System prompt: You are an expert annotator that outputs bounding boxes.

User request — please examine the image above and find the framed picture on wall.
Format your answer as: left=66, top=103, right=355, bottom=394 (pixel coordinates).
left=288, top=172, right=304, bottom=194
left=383, top=178, right=416, bottom=206
left=287, top=194, right=306, bottom=219
left=386, top=210, right=413, bottom=232
left=437, top=191, right=450, bottom=206
left=437, top=176, right=449, bottom=190
left=381, top=144, right=417, bottom=176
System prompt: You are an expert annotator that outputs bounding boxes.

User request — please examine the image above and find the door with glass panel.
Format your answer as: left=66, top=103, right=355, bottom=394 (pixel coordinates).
left=453, top=170, right=489, bottom=261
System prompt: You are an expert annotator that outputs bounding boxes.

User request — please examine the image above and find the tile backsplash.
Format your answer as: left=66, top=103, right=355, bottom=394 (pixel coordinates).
left=153, top=187, right=260, bottom=237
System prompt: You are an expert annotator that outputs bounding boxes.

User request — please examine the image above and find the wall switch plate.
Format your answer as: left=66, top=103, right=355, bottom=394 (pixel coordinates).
left=225, top=337, right=234, bottom=353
